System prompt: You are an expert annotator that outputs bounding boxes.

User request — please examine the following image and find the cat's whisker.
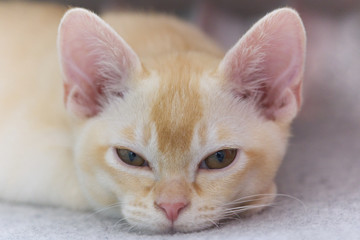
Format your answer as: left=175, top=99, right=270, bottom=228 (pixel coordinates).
left=206, top=218, right=220, bottom=228
left=126, top=224, right=139, bottom=233
left=222, top=203, right=275, bottom=217
left=224, top=204, right=273, bottom=213
left=87, top=202, right=122, bottom=218
left=109, top=216, right=131, bottom=231
left=225, top=216, right=240, bottom=221
left=224, top=193, right=306, bottom=209
left=223, top=193, right=277, bottom=205
left=223, top=203, right=274, bottom=213
left=112, top=218, right=129, bottom=229
left=223, top=196, right=275, bottom=207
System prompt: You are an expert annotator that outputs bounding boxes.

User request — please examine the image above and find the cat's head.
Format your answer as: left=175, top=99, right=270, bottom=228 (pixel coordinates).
left=57, top=8, right=305, bottom=233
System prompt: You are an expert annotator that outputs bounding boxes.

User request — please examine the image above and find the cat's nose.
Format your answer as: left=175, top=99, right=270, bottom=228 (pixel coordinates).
left=156, top=202, right=188, bottom=222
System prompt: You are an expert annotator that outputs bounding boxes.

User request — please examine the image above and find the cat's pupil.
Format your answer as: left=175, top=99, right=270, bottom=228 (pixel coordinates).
left=215, top=151, right=225, bottom=162
left=128, top=151, right=137, bottom=162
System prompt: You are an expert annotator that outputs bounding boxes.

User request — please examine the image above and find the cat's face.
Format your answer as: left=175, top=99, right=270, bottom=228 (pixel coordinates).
left=58, top=8, right=305, bottom=233
left=73, top=54, right=288, bottom=232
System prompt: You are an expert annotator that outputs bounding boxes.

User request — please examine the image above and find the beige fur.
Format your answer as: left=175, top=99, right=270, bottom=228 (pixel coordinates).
left=0, top=2, right=305, bottom=233
left=0, top=2, right=88, bottom=208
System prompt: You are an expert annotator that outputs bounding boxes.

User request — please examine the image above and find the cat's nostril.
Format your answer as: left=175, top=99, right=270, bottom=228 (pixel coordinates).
left=156, top=202, right=188, bottom=222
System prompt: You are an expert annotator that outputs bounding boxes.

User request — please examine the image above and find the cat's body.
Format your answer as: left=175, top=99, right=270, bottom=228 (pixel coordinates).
left=0, top=3, right=86, bottom=207
left=0, top=2, right=306, bottom=233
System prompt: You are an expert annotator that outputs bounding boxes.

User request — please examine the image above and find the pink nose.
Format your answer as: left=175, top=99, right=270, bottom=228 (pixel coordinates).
left=157, top=202, right=188, bottom=222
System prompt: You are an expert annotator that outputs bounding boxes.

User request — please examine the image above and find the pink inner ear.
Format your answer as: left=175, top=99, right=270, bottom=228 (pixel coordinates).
left=58, top=8, right=141, bottom=118
left=220, top=8, right=306, bottom=121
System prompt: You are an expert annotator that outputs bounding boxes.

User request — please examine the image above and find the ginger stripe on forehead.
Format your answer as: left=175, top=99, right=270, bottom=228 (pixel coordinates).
left=150, top=55, right=204, bottom=157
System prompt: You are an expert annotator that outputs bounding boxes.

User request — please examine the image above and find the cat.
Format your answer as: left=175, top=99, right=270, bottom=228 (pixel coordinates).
left=0, top=2, right=306, bottom=233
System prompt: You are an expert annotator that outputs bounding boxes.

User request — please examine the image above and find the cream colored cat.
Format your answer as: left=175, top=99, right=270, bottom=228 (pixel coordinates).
left=0, top=2, right=306, bottom=233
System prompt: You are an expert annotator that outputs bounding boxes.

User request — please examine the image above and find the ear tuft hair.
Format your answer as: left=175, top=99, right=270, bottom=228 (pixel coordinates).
left=58, top=8, right=142, bottom=118
left=219, top=8, right=306, bottom=122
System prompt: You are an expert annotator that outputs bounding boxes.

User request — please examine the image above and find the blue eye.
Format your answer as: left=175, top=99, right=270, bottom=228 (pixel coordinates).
left=215, top=151, right=225, bottom=162
left=116, top=148, right=148, bottom=167
left=128, top=151, right=137, bottom=162
left=200, top=149, right=237, bottom=169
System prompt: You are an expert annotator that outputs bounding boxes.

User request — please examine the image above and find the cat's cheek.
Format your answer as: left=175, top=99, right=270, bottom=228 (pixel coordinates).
left=190, top=149, right=280, bottom=223
left=74, top=146, right=151, bottom=216
left=104, top=149, right=156, bottom=196
left=71, top=144, right=116, bottom=211
left=240, top=182, right=277, bottom=217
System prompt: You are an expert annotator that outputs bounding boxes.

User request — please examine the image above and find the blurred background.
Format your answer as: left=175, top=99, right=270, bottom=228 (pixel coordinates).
left=6, top=0, right=360, bottom=48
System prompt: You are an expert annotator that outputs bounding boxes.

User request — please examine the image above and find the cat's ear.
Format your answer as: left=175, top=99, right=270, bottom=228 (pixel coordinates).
left=218, top=8, right=306, bottom=122
left=58, top=8, right=142, bottom=118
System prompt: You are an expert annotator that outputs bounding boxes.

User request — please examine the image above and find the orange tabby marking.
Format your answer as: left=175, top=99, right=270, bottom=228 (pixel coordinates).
left=150, top=54, right=204, bottom=158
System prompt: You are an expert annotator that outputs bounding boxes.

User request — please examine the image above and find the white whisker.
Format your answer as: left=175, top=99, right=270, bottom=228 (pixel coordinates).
left=206, top=218, right=220, bottom=228
left=223, top=203, right=274, bottom=213
left=87, top=202, right=122, bottom=218
left=222, top=203, right=276, bottom=217
left=126, top=224, right=138, bottom=232
left=223, top=193, right=306, bottom=209
left=223, top=196, right=274, bottom=207
left=112, top=217, right=129, bottom=229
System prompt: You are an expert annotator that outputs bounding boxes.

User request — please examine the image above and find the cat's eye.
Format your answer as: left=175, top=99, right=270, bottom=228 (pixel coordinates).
left=200, top=149, right=238, bottom=169
left=116, top=148, right=148, bottom=167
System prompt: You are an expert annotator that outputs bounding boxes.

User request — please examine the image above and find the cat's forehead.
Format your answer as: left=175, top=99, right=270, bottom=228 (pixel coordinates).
left=149, top=56, right=206, bottom=157
left=108, top=53, right=255, bottom=173
left=138, top=55, right=206, bottom=173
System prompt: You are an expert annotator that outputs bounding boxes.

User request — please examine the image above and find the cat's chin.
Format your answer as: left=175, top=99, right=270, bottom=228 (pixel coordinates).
left=121, top=213, right=218, bottom=234
left=132, top=223, right=215, bottom=234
